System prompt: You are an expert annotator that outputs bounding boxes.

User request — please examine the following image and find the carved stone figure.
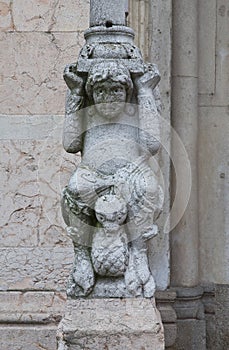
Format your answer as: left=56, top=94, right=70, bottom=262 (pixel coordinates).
left=61, top=21, right=163, bottom=299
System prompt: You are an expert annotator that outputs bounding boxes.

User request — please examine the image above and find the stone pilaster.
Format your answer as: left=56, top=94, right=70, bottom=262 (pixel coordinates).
left=170, top=0, right=206, bottom=348
left=171, top=0, right=199, bottom=288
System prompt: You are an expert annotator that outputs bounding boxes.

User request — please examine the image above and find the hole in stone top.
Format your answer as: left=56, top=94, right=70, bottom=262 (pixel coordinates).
left=105, top=20, right=113, bottom=28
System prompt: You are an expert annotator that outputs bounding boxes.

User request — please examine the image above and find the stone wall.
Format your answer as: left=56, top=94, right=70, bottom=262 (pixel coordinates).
left=0, top=1, right=89, bottom=349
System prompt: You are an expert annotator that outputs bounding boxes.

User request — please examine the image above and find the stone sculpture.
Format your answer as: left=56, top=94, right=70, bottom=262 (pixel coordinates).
left=61, top=14, right=163, bottom=299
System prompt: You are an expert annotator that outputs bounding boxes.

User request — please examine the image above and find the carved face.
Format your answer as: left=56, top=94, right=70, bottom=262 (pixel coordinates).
left=93, top=80, right=127, bottom=119
left=95, top=194, right=127, bottom=232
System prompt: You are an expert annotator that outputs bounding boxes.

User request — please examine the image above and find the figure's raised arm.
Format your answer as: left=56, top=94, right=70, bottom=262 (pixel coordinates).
left=63, top=63, right=85, bottom=153
left=134, top=64, right=161, bottom=157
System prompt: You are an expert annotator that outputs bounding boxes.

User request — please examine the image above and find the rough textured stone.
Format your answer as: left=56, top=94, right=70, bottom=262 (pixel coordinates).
left=0, top=138, right=78, bottom=248
left=172, top=320, right=206, bottom=350
left=0, top=326, right=58, bottom=350
left=0, top=0, right=13, bottom=31
left=90, top=0, right=127, bottom=27
left=57, top=298, right=165, bottom=350
left=0, top=32, right=84, bottom=114
left=0, top=247, right=74, bottom=291
left=61, top=16, right=163, bottom=298
left=156, top=291, right=177, bottom=348
left=11, top=0, right=89, bottom=32
left=0, top=291, right=66, bottom=323
left=215, top=284, right=229, bottom=349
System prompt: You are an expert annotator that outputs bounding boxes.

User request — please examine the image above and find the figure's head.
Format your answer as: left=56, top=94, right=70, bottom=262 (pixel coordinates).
left=95, top=194, right=127, bottom=231
left=86, top=62, right=133, bottom=119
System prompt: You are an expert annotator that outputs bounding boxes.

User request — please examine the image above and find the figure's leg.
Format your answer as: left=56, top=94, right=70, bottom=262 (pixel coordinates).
left=125, top=166, right=160, bottom=297
left=61, top=187, right=95, bottom=297
left=124, top=235, right=156, bottom=298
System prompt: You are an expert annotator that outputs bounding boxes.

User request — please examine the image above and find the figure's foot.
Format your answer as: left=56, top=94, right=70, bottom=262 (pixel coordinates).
left=143, top=274, right=156, bottom=298
left=125, top=247, right=156, bottom=298
left=71, top=247, right=95, bottom=296
left=125, top=263, right=142, bottom=297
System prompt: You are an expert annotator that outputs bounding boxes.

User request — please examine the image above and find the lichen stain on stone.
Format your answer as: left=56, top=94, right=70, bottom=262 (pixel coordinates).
left=0, top=2, right=10, bottom=16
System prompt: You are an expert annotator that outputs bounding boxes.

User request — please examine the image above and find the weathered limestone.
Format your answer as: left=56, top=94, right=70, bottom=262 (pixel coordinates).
left=0, top=291, right=66, bottom=323
left=90, top=0, right=128, bottom=27
left=171, top=0, right=199, bottom=288
left=199, top=107, right=229, bottom=283
left=58, top=0, right=165, bottom=348
left=0, top=135, right=76, bottom=249
left=156, top=291, right=177, bottom=348
left=170, top=0, right=203, bottom=348
left=0, top=247, right=73, bottom=291
left=0, top=32, right=84, bottom=115
left=61, top=0, right=163, bottom=299
left=0, top=0, right=90, bottom=32
left=198, top=0, right=217, bottom=95
left=57, top=299, right=165, bottom=350
left=199, top=0, right=229, bottom=106
left=148, top=0, right=172, bottom=291
left=0, top=0, right=228, bottom=348
left=0, top=326, right=58, bottom=350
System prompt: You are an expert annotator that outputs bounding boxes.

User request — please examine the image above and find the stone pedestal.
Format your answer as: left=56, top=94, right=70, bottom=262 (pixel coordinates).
left=57, top=298, right=165, bottom=350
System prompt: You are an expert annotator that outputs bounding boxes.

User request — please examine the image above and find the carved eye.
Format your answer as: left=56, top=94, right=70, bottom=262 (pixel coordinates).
left=98, top=215, right=105, bottom=222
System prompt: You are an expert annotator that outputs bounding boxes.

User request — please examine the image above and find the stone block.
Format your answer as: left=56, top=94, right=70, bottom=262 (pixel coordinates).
left=164, top=325, right=177, bottom=348
left=57, top=298, right=165, bottom=350
left=215, top=284, right=229, bottom=349
left=0, top=0, right=13, bottom=31
left=0, top=138, right=75, bottom=248
left=199, top=107, right=229, bottom=283
left=199, top=0, right=229, bottom=106
left=11, top=0, right=89, bottom=32
left=205, top=314, right=216, bottom=350
left=0, top=32, right=84, bottom=114
left=172, top=319, right=206, bottom=350
left=0, top=291, right=66, bottom=323
left=0, top=326, right=57, bottom=350
left=0, top=247, right=74, bottom=291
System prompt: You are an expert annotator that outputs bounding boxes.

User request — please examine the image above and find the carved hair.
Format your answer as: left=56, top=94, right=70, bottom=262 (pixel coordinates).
left=85, top=61, right=133, bottom=102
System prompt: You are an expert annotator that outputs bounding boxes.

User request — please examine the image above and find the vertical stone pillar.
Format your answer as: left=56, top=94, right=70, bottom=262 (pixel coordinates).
left=90, top=0, right=128, bottom=27
left=171, top=1, right=206, bottom=348
left=171, top=0, right=199, bottom=289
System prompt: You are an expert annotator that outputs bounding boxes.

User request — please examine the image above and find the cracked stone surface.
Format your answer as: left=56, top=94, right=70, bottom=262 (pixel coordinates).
left=0, top=327, right=58, bottom=350
left=0, top=139, right=78, bottom=248
left=0, top=0, right=89, bottom=32
left=0, top=247, right=74, bottom=290
left=0, top=291, right=66, bottom=323
left=0, top=32, right=84, bottom=114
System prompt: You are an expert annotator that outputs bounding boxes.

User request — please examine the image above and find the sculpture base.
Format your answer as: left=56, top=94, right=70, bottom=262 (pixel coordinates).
left=57, top=298, right=165, bottom=350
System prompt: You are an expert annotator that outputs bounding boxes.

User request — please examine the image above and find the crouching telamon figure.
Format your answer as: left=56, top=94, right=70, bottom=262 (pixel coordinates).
left=61, top=41, right=163, bottom=299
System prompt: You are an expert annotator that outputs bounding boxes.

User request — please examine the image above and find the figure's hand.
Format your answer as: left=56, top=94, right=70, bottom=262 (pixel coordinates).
left=134, top=63, right=160, bottom=95
left=63, top=63, right=84, bottom=94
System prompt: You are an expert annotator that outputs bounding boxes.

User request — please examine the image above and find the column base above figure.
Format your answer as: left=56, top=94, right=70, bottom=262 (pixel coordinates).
left=57, top=298, right=165, bottom=350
